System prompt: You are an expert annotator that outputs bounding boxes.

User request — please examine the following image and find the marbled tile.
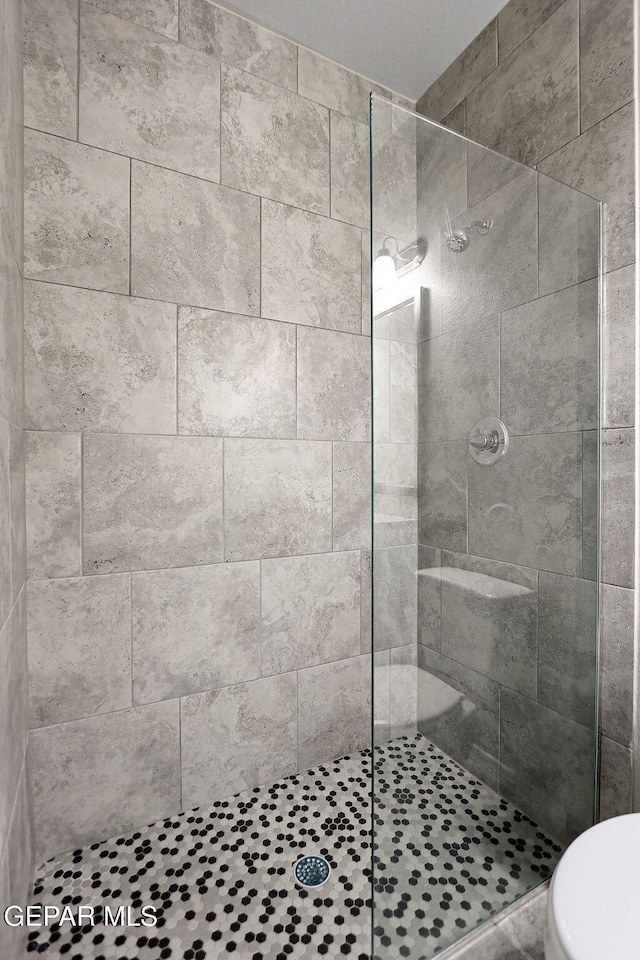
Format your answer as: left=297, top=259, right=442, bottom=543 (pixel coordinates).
left=132, top=562, right=260, bottom=703
left=0, top=592, right=27, bottom=845
left=330, top=112, right=369, bottom=229
left=86, top=0, right=178, bottom=39
left=416, top=113, right=467, bottom=233
left=28, top=574, right=131, bottom=727
left=417, top=544, right=442, bottom=650
left=361, top=549, right=372, bottom=653
left=83, top=434, right=223, bottom=574
left=601, top=428, right=634, bottom=587
left=418, top=441, right=467, bottom=552
left=500, top=690, right=594, bottom=844
left=177, top=306, right=296, bottom=438
left=374, top=295, right=423, bottom=345
left=538, top=103, right=634, bottom=273
left=599, top=736, right=632, bottom=820
left=388, top=645, right=418, bottom=739
left=6, top=769, right=34, bottom=924
left=373, top=649, right=391, bottom=742
left=372, top=132, right=417, bottom=241
left=261, top=551, right=360, bottom=676
left=296, top=326, right=370, bottom=441
left=465, top=140, right=527, bottom=209
left=24, top=281, right=177, bottom=433
left=373, top=543, right=418, bottom=650
left=389, top=341, right=417, bottom=444
left=469, top=433, right=583, bottom=577
left=416, top=20, right=497, bottom=122
left=537, top=573, right=597, bottom=727
left=582, top=430, right=598, bottom=581
left=261, top=200, right=361, bottom=334
left=0, top=422, right=10, bottom=628
left=418, top=644, right=500, bottom=790
left=418, top=316, right=499, bottom=443
left=440, top=169, right=538, bottom=331
left=0, top=233, right=24, bottom=427
left=332, top=442, right=371, bottom=551
left=437, top=556, right=538, bottom=698
left=24, top=0, right=77, bottom=138
left=373, top=338, right=390, bottom=442
left=580, top=0, right=633, bottom=132
left=600, top=584, right=634, bottom=745
left=375, top=438, right=416, bottom=498
left=30, top=700, right=180, bottom=861
left=179, top=0, right=296, bottom=90
left=224, top=438, right=332, bottom=561
left=298, top=47, right=373, bottom=124
left=501, top=280, right=598, bottom=434
left=538, top=171, right=600, bottom=297
left=131, top=161, right=260, bottom=315
left=495, top=886, right=547, bottom=960
left=298, top=656, right=370, bottom=768
left=181, top=673, right=297, bottom=808
left=362, top=229, right=371, bottom=336
left=25, top=431, right=81, bottom=580
left=24, top=130, right=130, bottom=293
left=221, top=65, right=329, bottom=214
left=442, top=101, right=466, bottom=134
left=0, top=0, right=23, bottom=262
left=467, top=1, right=579, bottom=168
left=9, top=425, right=26, bottom=603
left=604, top=264, right=635, bottom=428
left=80, top=4, right=220, bottom=182
left=498, top=0, right=566, bottom=61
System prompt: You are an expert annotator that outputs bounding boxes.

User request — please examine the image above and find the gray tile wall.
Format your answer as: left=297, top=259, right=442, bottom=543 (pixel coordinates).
left=22, top=0, right=415, bottom=862
left=416, top=0, right=635, bottom=827
left=0, top=0, right=33, bottom=954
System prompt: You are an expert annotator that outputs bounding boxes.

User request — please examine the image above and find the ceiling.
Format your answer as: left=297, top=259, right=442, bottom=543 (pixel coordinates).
left=221, top=0, right=506, bottom=101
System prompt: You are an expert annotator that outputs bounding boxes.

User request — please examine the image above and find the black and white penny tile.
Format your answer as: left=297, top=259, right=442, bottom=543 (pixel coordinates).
left=26, top=734, right=561, bottom=960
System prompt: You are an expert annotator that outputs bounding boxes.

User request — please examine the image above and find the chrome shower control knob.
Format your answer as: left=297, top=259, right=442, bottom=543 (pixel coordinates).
left=468, top=418, right=509, bottom=466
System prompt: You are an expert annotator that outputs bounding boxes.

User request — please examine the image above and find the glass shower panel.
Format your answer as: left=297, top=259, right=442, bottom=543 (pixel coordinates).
left=371, top=95, right=601, bottom=959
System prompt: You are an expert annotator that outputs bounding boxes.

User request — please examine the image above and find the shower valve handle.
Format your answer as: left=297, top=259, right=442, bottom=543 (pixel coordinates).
left=468, top=430, right=500, bottom=452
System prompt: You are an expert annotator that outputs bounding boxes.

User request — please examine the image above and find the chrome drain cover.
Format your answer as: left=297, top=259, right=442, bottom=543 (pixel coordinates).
left=293, top=855, right=331, bottom=888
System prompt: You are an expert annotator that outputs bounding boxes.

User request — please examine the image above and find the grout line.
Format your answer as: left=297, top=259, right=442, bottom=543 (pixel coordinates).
left=128, top=158, right=132, bottom=296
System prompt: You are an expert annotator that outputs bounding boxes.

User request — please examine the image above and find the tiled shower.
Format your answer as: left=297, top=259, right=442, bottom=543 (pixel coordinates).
left=0, top=0, right=636, bottom=957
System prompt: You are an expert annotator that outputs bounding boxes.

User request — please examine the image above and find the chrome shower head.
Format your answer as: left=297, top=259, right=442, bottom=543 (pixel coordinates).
left=445, top=218, right=493, bottom=253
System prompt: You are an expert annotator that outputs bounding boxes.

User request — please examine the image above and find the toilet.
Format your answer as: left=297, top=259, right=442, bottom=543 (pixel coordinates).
left=545, top=813, right=640, bottom=959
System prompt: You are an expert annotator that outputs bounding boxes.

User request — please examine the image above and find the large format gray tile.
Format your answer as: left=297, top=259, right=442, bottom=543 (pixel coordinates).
left=416, top=20, right=497, bottom=122
left=25, top=431, right=81, bottom=579
left=24, top=0, right=77, bottom=138
left=261, top=200, right=361, bottom=334
left=83, top=434, right=223, bottom=574
left=0, top=420, right=11, bottom=627
left=24, top=130, right=130, bottom=293
left=418, top=317, right=499, bottom=442
left=467, top=0, right=579, bottom=168
left=500, top=690, right=594, bottom=844
left=0, top=594, right=27, bottom=846
left=501, top=280, right=598, bottom=434
left=538, top=171, right=600, bottom=297
left=538, top=103, right=634, bottom=273
left=497, top=0, right=565, bottom=61
left=177, top=307, right=296, bottom=438
left=298, top=656, right=370, bottom=768
left=418, top=441, right=467, bottom=552
left=297, top=327, right=370, bottom=441
left=373, top=338, right=390, bottom=442
left=298, top=47, right=373, bottom=124
left=373, top=543, right=417, bottom=650
left=582, top=430, right=598, bottom=581
left=418, top=644, right=500, bottom=790
left=181, top=673, right=297, bottom=807
left=28, top=574, right=131, bottom=727
left=600, top=584, right=634, bottom=745
left=224, top=438, right=332, bottom=560
left=580, top=0, right=634, bottom=132
left=330, top=112, right=369, bottom=229
left=604, top=264, right=635, bottom=428
left=537, top=573, right=597, bottom=727
left=601, top=428, right=634, bottom=587
left=86, top=0, right=178, bottom=39
left=332, top=442, right=371, bottom=552
left=80, top=4, right=220, bottom=181
left=24, top=281, right=177, bottom=434
left=372, top=131, right=417, bottom=241
left=599, top=735, right=632, bottom=821
left=390, top=341, right=417, bottom=443
left=132, top=562, right=260, bottom=703
left=131, top=161, right=260, bottom=315
left=179, top=0, right=296, bottom=90
left=0, top=232, right=23, bottom=429
left=361, top=549, right=372, bottom=653
left=261, top=551, right=361, bottom=675
left=221, top=65, right=329, bottom=214
left=417, top=545, right=442, bottom=650
left=440, top=169, right=538, bottom=331
left=469, top=433, right=582, bottom=576
left=30, top=700, right=180, bottom=861
left=9, top=425, right=26, bottom=603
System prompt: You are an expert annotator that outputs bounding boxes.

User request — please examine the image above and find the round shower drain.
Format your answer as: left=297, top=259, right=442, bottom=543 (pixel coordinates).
left=293, top=855, right=331, bottom=888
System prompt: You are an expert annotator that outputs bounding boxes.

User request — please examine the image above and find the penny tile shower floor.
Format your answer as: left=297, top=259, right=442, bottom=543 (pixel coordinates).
left=27, top=734, right=561, bottom=960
